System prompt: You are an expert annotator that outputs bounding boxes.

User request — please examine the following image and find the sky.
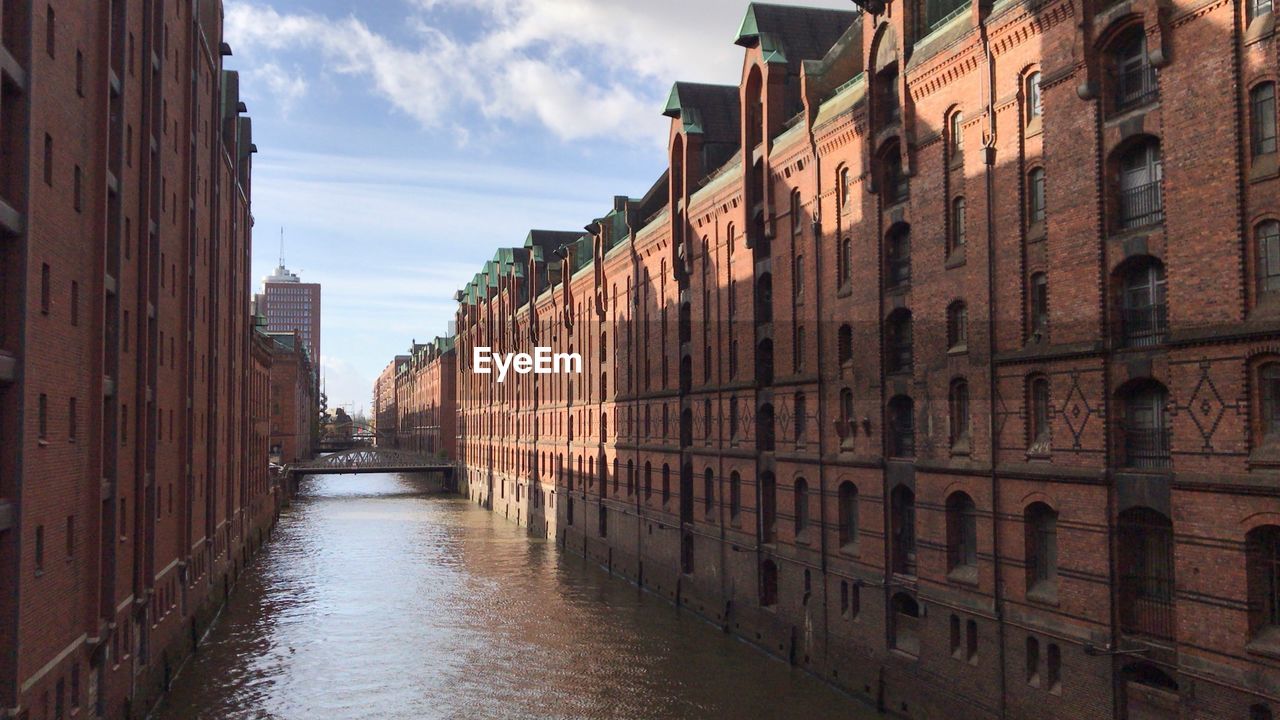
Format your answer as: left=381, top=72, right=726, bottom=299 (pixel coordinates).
left=225, top=0, right=854, bottom=415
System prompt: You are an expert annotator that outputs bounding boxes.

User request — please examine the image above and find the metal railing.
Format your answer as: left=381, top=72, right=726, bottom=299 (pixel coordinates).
left=1122, top=304, right=1168, bottom=347
left=1112, top=63, right=1158, bottom=113
left=1118, top=181, right=1164, bottom=231
left=887, top=258, right=912, bottom=289
left=1120, top=574, right=1175, bottom=640
left=1123, top=427, right=1171, bottom=470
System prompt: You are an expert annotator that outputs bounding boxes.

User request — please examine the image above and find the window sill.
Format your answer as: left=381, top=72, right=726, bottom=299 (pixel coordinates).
left=838, top=544, right=860, bottom=558
left=1027, top=584, right=1059, bottom=607
left=1245, top=12, right=1275, bottom=44
left=1250, top=153, right=1279, bottom=184
left=947, top=565, right=979, bottom=586
left=948, top=344, right=969, bottom=356
left=38, top=439, right=49, bottom=448
left=945, top=249, right=967, bottom=269
left=1246, top=627, right=1280, bottom=660
left=1103, top=99, right=1160, bottom=126
left=1025, top=116, right=1043, bottom=138
left=1027, top=221, right=1047, bottom=243
left=836, top=285, right=852, bottom=299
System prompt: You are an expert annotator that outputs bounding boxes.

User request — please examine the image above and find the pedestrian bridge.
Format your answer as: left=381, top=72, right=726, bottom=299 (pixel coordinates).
left=286, top=448, right=455, bottom=477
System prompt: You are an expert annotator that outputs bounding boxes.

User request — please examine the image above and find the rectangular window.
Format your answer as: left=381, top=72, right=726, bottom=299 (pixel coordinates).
left=43, top=134, right=53, bottom=185
left=68, top=397, right=76, bottom=440
left=1253, top=83, right=1277, bottom=158
left=70, top=281, right=78, bottom=326
left=65, top=515, right=74, bottom=557
left=41, top=263, right=50, bottom=314
left=73, top=165, right=82, bottom=212
left=35, top=525, right=44, bottom=572
left=46, top=5, right=55, bottom=57
left=38, top=393, right=48, bottom=440
left=75, top=49, right=84, bottom=96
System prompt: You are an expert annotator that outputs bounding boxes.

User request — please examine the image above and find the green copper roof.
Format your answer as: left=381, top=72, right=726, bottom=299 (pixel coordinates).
left=736, top=5, right=788, bottom=63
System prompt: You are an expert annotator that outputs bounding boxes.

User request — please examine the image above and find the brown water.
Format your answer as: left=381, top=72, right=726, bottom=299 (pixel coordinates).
left=154, top=472, right=873, bottom=720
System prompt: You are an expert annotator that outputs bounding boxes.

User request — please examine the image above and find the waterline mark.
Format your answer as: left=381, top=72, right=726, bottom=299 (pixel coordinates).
left=472, top=347, right=582, bottom=382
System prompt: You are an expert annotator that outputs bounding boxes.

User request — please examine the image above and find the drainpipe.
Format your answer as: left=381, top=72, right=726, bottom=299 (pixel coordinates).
left=806, top=91, right=831, bottom=666
left=977, top=9, right=1009, bottom=719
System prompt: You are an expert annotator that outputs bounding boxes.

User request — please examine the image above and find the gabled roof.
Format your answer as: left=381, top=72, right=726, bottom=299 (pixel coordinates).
left=735, top=4, right=859, bottom=67
left=664, top=82, right=742, bottom=176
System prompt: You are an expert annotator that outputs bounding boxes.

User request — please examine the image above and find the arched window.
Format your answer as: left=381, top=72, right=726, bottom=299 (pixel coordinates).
left=883, top=143, right=908, bottom=204
left=947, top=301, right=968, bottom=350
left=950, top=196, right=967, bottom=250
left=949, top=378, right=970, bottom=448
left=794, top=477, right=809, bottom=534
left=1251, top=704, right=1274, bottom=720
left=949, top=111, right=964, bottom=153
left=838, top=481, right=859, bottom=550
left=1025, top=502, right=1059, bottom=597
left=1248, top=526, right=1280, bottom=639
left=891, top=593, right=920, bottom=655
left=886, top=309, right=913, bottom=374
left=1108, top=27, right=1157, bottom=114
left=886, top=223, right=911, bottom=289
left=790, top=189, right=802, bottom=237
left=757, top=402, right=775, bottom=452
left=794, top=392, right=807, bottom=441
left=1120, top=380, right=1170, bottom=469
left=891, top=485, right=917, bottom=575
left=1026, top=71, right=1043, bottom=122
left=1258, top=221, right=1280, bottom=296
left=947, top=492, right=978, bottom=572
left=838, top=324, right=854, bottom=365
left=793, top=254, right=804, bottom=299
left=1120, top=258, right=1168, bottom=347
left=1028, top=168, right=1046, bottom=224
left=839, top=166, right=852, bottom=211
left=644, top=461, right=653, bottom=499
left=840, top=388, right=855, bottom=426
left=626, top=459, right=635, bottom=496
left=703, top=469, right=714, bottom=515
left=761, top=472, right=777, bottom=543
left=1252, top=82, right=1277, bottom=158
left=1118, top=507, right=1175, bottom=639
left=729, top=471, right=742, bottom=519
left=755, top=272, right=772, bottom=325
left=1026, top=636, right=1041, bottom=685
left=888, top=395, right=915, bottom=458
left=1116, top=138, right=1164, bottom=230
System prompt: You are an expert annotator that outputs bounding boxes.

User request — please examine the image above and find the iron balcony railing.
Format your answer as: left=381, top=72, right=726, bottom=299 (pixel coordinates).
left=1120, top=574, right=1175, bottom=640
left=887, top=258, right=912, bottom=289
left=1123, top=426, right=1172, bottom=470
left=1118, top=181, right=1164, bottom=231
left=1113, top=63, right=1158, bottom=113
left=1122, top=304, right=1168, bottom=347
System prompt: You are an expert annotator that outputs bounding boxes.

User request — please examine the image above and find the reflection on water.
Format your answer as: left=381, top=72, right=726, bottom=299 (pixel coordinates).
left=154, top=473, right=872, bottom=720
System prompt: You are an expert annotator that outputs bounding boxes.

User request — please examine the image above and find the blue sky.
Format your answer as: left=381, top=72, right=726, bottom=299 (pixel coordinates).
left=225, top=0, right=852, bottom=414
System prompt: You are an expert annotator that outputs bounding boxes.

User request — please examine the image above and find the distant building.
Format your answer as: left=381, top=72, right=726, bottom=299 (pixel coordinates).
left=268, top=331, right=318, bottom=465
left=258, top=262, right=322, bottom=365
left=373, top=355, right=409, bottom=446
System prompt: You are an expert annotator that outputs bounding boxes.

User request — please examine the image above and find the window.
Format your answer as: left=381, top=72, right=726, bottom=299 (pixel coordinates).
left=38, top=393, right=48, bottom=440
left=1026, top=636, right=1041, bottom=686
left=966, top=619, right=978, bottom=663
left=644, top=462, right=652, bottom=499
left=760, top=560, right=778, bottom=607
left=793, top=254, right=804, bottom=298
left=41, top=263, right=50, bottom=314
left=73, top=165, right=82, bottom=212
left=1025, top=503, right=1058, bottom=596
left=1253, top=83, right=1277, bottom=158
left=791, top=190, right=802, bottom=237
left=1047, top=643, right=1062, bottom=694
left=888, top=395, right=915, bottom=458
left=886, top=309, right=913, bottom=373
left=761, top=472, right=777, bottom=543
left=1027, top=71, right=1043, bottom=122
left=838, top=482, right=858, bottom=550
left=703, top=469, right=714, bottom=515
left=949, top=379, right=970, bottom=448
left=70, top=281, right=79, bottom=326
left=1121, top=380, right=1171, bottom=469
left=920, top=0, right=967, bottom=33
left=838, top=324, right=853, bottom=364
left=793, top=477, right=809, bottom=534
left=1029, top=375, right=1051, bottom=450
left=65, top=515, right=74, bottom=557
left=68, top=397, right=76, bottom=441
left=947, top=301, right=968, bottom=350
left=1108, top=28, right=1157, bottom=113
left=950, top=111, right=964, bottom=153
left=1120, top=259, right=1167, bottom=347
left=1248, top=526, right=1280, bottom=639
left=891, top=485, right=917, bottom=575
left=839, top=166, right=852, bottom=211
left=1262, top=364, right=1280, bottom=440
left=1118, top=507, right=1175, bottom=639
left=1030, top=272, right=1049, bottom=338
left=840, top=388, right=855, bottom=427
left=35, top=525, right=44, bottom=572
left=757, top=402, right=775, bottom=452
left=76, top=50, right=84, bottom=97
left=884, top=147, right=909, bottom=205
left=1028, top=168, right=1046, bottom=224
left=1116, top=139, right=1164, bottom=230
left=44, top=134, right=53, bottom=185
left=947, top=492, right=978, bottom=573
left=950, top=196, right=966, bottom=250
left=662, top=464, right=670, bottom=505
left=886, top=224, right=911, bottom=289
left=46, top=5, right=55, bottom=57
left=840, top=237, right=853, bottom=285
left=794, top=393, right=806, bottom=441
left=1259, top=221, right=1280, bottom=296
left=891, top=593, right=920, bottom=655
left=1252, top=0, right=1275, bottom=22
left=950, top=614, right=962, bottom=657
left=729, top=471, right=741, bottom=519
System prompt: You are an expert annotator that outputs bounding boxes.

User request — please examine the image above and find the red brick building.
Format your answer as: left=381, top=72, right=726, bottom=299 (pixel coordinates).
left=383, top=337, right=456, bottom=459
left=373, top=355, right=407, bottom=446
left=0, top=2, right=281, bottom=717
left=433, top=1, right=1280, bottom=717
left=268, top=331, right=317, bottom=466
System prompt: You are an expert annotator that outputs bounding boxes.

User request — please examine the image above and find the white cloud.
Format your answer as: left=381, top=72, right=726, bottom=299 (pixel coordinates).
left=224, top=0, right=853, bottom=144
left=250, top=62, right=308, bottom=115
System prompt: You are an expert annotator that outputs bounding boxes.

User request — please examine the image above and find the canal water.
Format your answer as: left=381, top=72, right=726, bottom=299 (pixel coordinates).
left=154, top=472, right=874, bottom=720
